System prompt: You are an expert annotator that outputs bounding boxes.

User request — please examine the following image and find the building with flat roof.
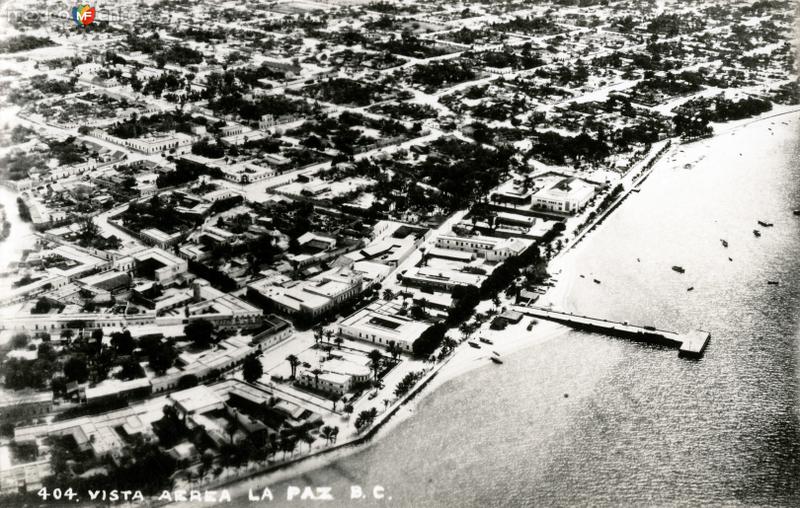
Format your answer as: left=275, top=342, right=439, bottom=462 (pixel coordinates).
left=435, top=234, right=531, bottom=262
left=0, top=391, right=53, bottom=424
left=132, top=247, right=188, bottom=283
left=187, top=280, right=263, bottom=329
left=140, top=228, right=184, bottom=249
left=338, top=301, right=429, bottom=352
left=248, top=267, right=362, bottom=320
left=168, top=385, right=226, bottom=420
left=533, top=177, right=596, bottom=214
left=84, top=377, right=152, bottom=404
left=0, top=459, right=51, bottom=495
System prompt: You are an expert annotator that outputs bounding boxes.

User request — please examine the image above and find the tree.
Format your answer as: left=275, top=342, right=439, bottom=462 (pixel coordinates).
left=281, top=436, right=297, bottom=459
left=110, top=330, right=135, bottom=356
left=91, top=328, right=104, bottom=345
left=63, top=357, right=89, bottom=383
left=459, top=322, right=474, bottom=342
left=312, top=326, right=323, bottom=345
left=334, top=335, right=344, bottom=350
left=184, top=319, right=215, bottom=348
left=118, top=359, right=144, bottom=380
left=242, top=355, right=263, bottom=384
left=324, top=329, right=335, bottom=344
left=367, top=349, right=383, bottom=381
left=177, top=374, right=198, bottom=389
left=32, top=298, right=51, bottom=314
left=395, top=371, right=423, bottom=397
left=492, top=295, right=501, bottom=312
left=286, top=354, right=300, bottom=379
left=10, top=333, right=29, bottom=349
left=320, top=425, right=335, bottom=445
left=354, top=407, right=378, bottom=431
left=225, top=421, right=237, bottom=445
left=382, top=288, right=395, bottom=301
left=412, top=323, right=447, bottom=357
left=149, top=341, right=177, bottom=375
left=387, top=340, right=401, bottom=360
left=298, top=430, right=314, bottom=452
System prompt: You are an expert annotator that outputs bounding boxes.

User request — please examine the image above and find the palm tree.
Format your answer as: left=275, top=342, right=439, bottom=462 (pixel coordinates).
left=268, top=433, right=279, bottom=460
left=225, top=420, right=237, bottom=445
left=311, top=368, right=323, bottom=386
left=320, top=425, right=335, bottom=445
left=383, top=288, right=395, bottom=301
left=492, top=295, right=501, bottom=312
left=367, top=349, right=383, bottom=381
left=331, top=426, right=339, bottom=443
left=459, top=322, right=473, bottom=341
left=324, top=329, right=335, bottom=344
left=281, top=437, right=296, bottom=460
left=299, top=431, right=314, bottom=452
left=334, top=335, right=344, bottom=349
left=286, top=354, right=300, bottom=379
left=313, top=326, right=323, bottom=345
left=387, top=340, right=401, bottom=360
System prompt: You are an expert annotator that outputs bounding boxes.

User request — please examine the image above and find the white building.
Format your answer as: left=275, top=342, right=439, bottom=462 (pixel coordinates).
left=132, top=247, right=188, bottom=283
left=533, top=177, right=596, bottom=214
left=435, top=234, right=531, bottom=261
left=248, top=267, right=363, bottom=319
left=338, top=301, right=430, bottom=353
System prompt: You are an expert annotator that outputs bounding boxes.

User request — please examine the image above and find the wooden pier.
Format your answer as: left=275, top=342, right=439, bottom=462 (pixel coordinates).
left=513, top=305, right=710, bottom=358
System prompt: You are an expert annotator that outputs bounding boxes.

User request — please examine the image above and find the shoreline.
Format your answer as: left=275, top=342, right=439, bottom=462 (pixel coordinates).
left=171, top=104, right=800, bottom=504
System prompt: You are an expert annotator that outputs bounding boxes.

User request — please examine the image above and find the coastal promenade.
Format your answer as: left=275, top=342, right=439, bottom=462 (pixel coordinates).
left=513, top=304, right=710, bottom=358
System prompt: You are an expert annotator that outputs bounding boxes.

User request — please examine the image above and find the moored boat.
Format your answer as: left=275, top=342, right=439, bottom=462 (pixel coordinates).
left=479, top=337, right=493, bottom=345
left=767, top=280, right=779, bottom=285
left=720, top=239, right=728, bottom=247
left=672, top=266, right=685, bottom=274
left=490, top=356, right=503, bottom=364
left=468, top=341, right=481, bottom=349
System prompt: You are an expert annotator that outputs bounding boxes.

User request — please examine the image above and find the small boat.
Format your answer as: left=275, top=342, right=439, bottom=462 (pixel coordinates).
left=687, top=286, right=694, bottom=292
left=757, top=220, right=773, bottom=227
left=490, top=356, right=503, bottom=364
left=728, top=257, right=733, bottom=262
left=479, top=337, right=493, bottom=345
left=636, top=257, right=640, bottom=262
left=593, top=279, right=601, bottom=284
left=720, top=239, right=728, bottom=248
left=672, top=266, right=685, bottom=274
left=579, top=274, right=585, bottom=278
left=793, top=210, right=800, bottom=216
left=492, top=351, right=500, bottom=356
left=468, top=341, right=481, bottom=349
left=753, top=229, right=761, bottom=237
left=767, top=280, right=779, bottom=285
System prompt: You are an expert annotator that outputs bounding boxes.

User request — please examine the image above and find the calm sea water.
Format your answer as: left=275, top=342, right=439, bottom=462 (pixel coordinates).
left=228, top=115, right=800, bottom=507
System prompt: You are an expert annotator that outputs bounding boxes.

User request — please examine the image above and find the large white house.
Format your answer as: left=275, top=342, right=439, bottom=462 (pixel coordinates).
left=338, top=301, right=430, bottom=353
left=435, top=234, right=531, bottom=261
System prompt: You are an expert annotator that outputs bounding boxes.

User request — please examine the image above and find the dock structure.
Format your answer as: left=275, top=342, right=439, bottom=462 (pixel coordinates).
left=512, top=305, right=710, bottom=358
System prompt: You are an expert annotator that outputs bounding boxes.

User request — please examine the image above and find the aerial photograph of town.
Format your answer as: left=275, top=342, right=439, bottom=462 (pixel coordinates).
left=0, top=0, right=797, bottom=506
